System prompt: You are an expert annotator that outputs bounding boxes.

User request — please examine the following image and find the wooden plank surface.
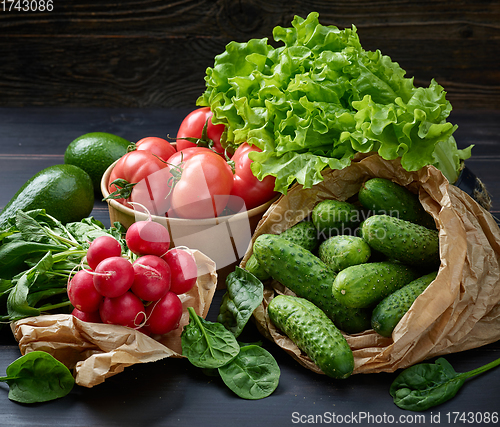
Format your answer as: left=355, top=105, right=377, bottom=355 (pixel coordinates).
left=1, top=0, right=499, bottom=109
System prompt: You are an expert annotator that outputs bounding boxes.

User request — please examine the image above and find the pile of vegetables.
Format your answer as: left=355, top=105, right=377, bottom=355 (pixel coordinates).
left=245, top=177, right=500, bottom=408
left=1, top=11, right=497, bottom=412
left=248, top=178, right=440, bottom=341
left=197, top=12, right=472, bottom=193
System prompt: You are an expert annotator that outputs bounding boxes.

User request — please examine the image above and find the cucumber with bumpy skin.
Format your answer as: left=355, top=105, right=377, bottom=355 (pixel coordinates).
left=244, top=252, right=271, bottom=281
left=268, top=295, right=354, bottom=379
left=358, top=178, right=427, bottom=224
left=318, top=235, right=371, bottom=272
left=332, top=261, right=419, bottom=308
left=312, top=199, right=362, bottom=237
left=253, top=234, right=369, bottom=333
left=244, top=221, right=319, bottom=281
left=371, top=271, right=438, bottom=337
left=361, top=215, right=440, bottom=267
left=280, top=220, right=319, bottom=252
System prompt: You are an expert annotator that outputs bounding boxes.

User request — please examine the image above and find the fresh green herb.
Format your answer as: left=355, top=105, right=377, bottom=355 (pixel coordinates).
left=390, top=356, right=500, bottom=411
left=181, top=307, right=240, bottom=369
left=198, top=12, right=472, bottom=193
left=181, top=306, right=281, bottom=399
left=0, top=209, right=127, bottom=323
left=0, top=351, right=75, bottom=403
left=218, top=345, right=280, bottom=400
left=217, top=267, right=264, bottom=338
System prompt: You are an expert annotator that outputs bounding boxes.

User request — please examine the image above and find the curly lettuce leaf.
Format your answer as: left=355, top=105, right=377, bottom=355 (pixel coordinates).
left=197, top=12, right=471, bottom=193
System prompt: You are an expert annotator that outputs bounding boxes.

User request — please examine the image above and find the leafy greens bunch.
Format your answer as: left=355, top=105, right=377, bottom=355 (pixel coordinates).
left=198, top=12, right=472, bottom=193
left=0, top=209, right=126, bottom=324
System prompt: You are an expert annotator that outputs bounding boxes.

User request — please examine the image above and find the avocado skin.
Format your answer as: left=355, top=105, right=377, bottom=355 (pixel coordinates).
left=0, top=164, right=94, bottom=228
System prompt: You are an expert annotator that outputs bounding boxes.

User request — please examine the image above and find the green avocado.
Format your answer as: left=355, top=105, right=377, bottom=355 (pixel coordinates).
left=64, top=132, right=131, bottom=194
left=0, top=164, right=94, bottom=228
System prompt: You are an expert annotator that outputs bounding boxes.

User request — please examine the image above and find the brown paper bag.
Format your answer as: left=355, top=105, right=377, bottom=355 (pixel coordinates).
left=243, top=154, right=500, bottom=375
left=12, top=249, right=217, bottom=387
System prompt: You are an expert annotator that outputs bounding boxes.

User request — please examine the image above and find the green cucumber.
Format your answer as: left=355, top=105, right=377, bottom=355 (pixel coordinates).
left=371, top=271, right=438, bottom=337
left=279, top=220, right=319, bottom=252
left=361, top=215, right=440, bottom=267
left=332, top=261, right=419, bottom=308
left=245, top=221, right=319, bottom=281
left=358, top=177, right=434, bottom=227
left=318, top=235, right=371, bottom=272
left=333, top=306, right=372, bottom=335
left=243, top=253, right=271, bottom=281
left=268, top=295, right=354, bottom=379
left=253, top=234, right=369, bottom=333
left=312, top=199, right=362, bottom=237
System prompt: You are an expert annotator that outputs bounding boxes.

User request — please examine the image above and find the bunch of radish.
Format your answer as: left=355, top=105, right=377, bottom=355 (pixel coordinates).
left=68, top=219, right=198, bottom=336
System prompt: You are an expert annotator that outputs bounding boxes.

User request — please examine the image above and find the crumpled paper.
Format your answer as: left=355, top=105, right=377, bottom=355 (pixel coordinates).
left=243, top=154, right=500, bottom=375
left=12, top=249, right=217, bottom=388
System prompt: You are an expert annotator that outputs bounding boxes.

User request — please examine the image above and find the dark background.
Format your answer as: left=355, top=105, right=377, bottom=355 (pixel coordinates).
left=1, top=0, right=499, bottom=110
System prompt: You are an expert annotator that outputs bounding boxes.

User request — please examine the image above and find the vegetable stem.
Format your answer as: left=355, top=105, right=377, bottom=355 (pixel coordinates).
left=459, top=357, right=500, bottom=380
left=43, top=226, right=79, bottom=247
left=187, top=307, right=215, bottom=357
left=52, top=249, right=87, bottom=262
left=39, top=300, right=73, bottom=312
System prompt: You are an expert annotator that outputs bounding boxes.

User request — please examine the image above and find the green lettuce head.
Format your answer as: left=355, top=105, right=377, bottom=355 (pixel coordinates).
left=197, top=12, right=472, bottom=193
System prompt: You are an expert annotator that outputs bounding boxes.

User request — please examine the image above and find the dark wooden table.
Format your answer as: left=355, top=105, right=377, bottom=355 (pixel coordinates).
left=0, top=107, right=499, bottom=427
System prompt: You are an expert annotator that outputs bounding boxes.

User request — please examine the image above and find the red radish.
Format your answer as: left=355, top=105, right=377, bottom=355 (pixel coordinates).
left=86, top=235, right=122, bottom=270
left=131, top=255, right=171, bottom=301
left=144, top=291, right=183, bottom=335
left=93, top=256, right=134, bottom=298
left=67, top=269, right=103, bottom=313
left=162, top=248, right=197, bottom=294
left=126, top=220, right=171, bottom=257
left=99, top=292, right=146, bottom=329
left=72, top=308, right=102, bottom=323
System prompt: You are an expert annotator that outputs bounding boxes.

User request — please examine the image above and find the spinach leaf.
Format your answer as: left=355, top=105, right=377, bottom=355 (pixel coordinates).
left=0, top=278, right=13, bottom=298
left=218, top=345, right=280, bottom=400
left=217, top=267, right=264, bottom=338
left=66, top=218, right=107, bottom=245
left=0, top=241, right=66, bottom=279
left=0, top=351, right=74, bottom=403
left=16, top=210, right=54, bottom=244
left=7, top=252, right=71, bottom=321
left=390, top=356, right=500, bottom=411
left=181, top=307, right=240, bottom=369
left=7, top=260, right=46, bottom=320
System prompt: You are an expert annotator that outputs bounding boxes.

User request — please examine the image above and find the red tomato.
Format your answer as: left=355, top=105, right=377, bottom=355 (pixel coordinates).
left=108, top=150, right=169, bottom=206
left=136, top=137, right=176, bottom=161
left=167, top=146, right=213, bottom=167
left=176, top=107, right=226, bottom=155
left=227, top=143, right=277, bottom=211
left=130, top=168, right=175, bottom=216
left=170, top=151, right=233, bottom=219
